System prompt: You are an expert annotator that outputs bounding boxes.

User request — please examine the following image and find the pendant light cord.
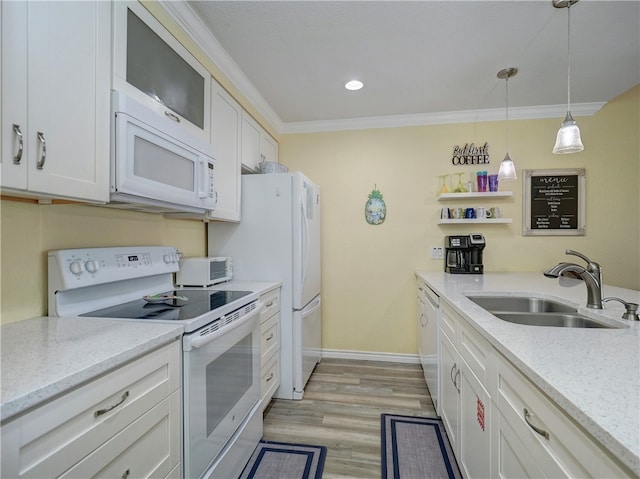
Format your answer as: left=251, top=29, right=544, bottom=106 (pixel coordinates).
left=567, top=3, right=572, bottom=111
left=505, top=76, right=510, bottom=153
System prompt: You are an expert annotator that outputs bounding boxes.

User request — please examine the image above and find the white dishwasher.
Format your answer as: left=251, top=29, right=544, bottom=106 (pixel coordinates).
left=418, top=281, right=440, bottom=410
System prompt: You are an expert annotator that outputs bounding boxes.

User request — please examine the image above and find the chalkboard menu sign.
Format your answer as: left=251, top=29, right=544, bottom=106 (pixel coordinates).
left=523, top=169, right=586, bottom=236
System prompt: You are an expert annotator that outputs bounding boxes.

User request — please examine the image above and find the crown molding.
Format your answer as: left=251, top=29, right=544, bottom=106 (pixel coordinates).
left=152, top=2, right=606, bottom=136
left=279, top=102, right=606, bottom=134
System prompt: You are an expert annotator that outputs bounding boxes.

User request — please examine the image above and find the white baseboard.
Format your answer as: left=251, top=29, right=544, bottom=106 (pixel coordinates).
left=321, top=348, right=420, bottom=364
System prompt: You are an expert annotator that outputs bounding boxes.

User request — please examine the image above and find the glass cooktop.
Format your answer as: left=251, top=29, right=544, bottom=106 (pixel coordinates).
left=80, top=290, right=252, bottom=321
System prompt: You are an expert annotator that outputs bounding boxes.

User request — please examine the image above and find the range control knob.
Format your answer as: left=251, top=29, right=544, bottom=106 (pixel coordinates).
left=69, top=261, right=83, bottom=275
left=163, top=254, right=172, bottom=264
left=85, top=260, right=98, bottom=273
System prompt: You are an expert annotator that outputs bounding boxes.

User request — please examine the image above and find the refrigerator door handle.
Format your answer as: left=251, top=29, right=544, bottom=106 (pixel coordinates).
left=301, top=296, right=321, bottom=316
left=300, top=202, right=309, bottom=285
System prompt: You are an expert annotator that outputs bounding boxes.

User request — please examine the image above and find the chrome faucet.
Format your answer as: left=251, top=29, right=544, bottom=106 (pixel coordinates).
left=544, top=249, right=603, bottom=309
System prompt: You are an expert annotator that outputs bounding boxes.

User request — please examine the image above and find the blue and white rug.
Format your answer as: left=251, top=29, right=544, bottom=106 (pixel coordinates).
left=381, top=414, right=462, bottom=479
left=239, top=440, right=327, bottom=479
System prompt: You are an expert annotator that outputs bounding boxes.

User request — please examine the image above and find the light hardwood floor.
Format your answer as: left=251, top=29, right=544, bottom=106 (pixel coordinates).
left=262, top=358, right=437, bottom=478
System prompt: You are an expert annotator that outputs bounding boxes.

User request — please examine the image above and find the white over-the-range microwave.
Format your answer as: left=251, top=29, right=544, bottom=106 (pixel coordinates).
left=109, top=90, right=217, bottom=214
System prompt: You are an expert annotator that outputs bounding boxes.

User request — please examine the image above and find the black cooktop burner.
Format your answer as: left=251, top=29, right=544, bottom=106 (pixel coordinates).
left=80, top=290, right=252, bottom=321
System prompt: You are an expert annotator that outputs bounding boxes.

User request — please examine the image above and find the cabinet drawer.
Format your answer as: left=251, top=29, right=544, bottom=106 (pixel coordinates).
left=459, top=320, right=493, bottom=387
left=497, top=356, right=632, bottom=478
left=59, top=391, right=180, bottom=478
left=260, top=288, right=281, bottom=323
left=260, top=312, right=279, bottom=366
left=440, top=301, right=458, bottom=344
left=261, top=354, right=280, bottom=408
left=1, top=340, right=180, bottom=479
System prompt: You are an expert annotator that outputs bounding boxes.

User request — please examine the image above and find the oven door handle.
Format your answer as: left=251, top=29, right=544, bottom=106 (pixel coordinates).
left=185, top=301, right=264, bottom=351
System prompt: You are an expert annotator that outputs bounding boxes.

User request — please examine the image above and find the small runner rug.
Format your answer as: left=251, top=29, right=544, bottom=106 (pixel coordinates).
left=239, top=440, right=327, bottom=479
left=381, top=414, right=462, bottom=479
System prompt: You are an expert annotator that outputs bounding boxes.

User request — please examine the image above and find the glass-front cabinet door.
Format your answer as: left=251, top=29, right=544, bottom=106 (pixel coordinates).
left=112, top=1, right=211, bottom=141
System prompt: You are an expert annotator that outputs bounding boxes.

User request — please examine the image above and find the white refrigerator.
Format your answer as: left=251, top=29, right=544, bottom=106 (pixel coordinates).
left=208, top=172, right=321, bottom=400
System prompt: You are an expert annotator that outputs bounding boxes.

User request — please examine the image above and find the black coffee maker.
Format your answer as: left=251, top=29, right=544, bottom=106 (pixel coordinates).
left=444, top=234, right=486, bottom=274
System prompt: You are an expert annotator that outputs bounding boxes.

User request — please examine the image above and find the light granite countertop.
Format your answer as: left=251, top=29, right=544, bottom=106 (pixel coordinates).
left=415, top=271, right=640, bottom=476
left=1, top=281, right=280, bottom=423
left=0, top=317, right=183, bottom=422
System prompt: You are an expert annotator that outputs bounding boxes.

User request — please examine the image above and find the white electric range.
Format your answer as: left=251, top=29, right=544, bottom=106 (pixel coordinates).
left=48, top=246, right=264, bottom=479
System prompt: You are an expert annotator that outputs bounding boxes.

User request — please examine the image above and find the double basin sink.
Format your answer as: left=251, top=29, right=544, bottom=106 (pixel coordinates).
left=465, top=295, right=619, bottom=329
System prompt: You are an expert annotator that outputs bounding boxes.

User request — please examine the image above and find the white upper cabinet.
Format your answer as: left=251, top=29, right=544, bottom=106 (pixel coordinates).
left=112, top=1, right=211, bottom=142
left=241, top=111, right=278, bottom=173
left=1, top=1, right=111, bottom=202
left=209, top=80, right=242, bottom=221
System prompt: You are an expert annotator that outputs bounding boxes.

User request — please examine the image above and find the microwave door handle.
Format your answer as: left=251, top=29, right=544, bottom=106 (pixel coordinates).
left=198, top=159, right=207, bottom=199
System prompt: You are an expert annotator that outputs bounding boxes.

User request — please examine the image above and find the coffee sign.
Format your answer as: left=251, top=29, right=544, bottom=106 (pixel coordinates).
left=523, top=169, right=586, bottom=236
left=451, top=142, right=490, bottom=165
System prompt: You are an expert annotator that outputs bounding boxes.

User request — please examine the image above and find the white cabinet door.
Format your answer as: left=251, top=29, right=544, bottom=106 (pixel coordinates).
left=439, top=332, right=460, bottom=455
left=1, top=1, right=110, bottom=202
left=241, top=111, right=262, bottom=173
left=1, top=1, right=29, bottom=190
left=459, top=363, right=492, bottom=478
left=241, top=110, right=278, bottom=173
left=261, top=131, right=279, bottom=164
left=210, top=80, right=242, bottom=221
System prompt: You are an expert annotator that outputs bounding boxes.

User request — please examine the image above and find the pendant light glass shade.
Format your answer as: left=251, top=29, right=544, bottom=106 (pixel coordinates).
left=497, top=67, right=518, bottom=181
left=498, top=152, right=517, bottom=180
left=553, top=0, right=584, bottom=154
left=553, top=111, right=584, bottom=154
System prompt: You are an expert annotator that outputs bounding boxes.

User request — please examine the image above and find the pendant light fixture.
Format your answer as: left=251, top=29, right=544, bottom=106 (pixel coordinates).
left=497, top=67, right=518, bottom=181
left=552, top=0, right=584, bottom=154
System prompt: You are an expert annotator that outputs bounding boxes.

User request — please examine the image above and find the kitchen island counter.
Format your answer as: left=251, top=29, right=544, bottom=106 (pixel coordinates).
left=415, top=271, right=640, bottom=475
left=0, top=316, right=183, bottom=422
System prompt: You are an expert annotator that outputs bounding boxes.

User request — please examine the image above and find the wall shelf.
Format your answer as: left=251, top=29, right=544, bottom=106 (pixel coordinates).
left=439, top=218, right=513, bottom=224
left=437, top=191, right=513, bottom=201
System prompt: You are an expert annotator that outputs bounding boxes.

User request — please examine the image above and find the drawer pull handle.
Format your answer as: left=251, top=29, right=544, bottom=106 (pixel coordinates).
left=266, top=301, right=274, bottom=307
left=95, top=391, right=129, bottom=417
left=12, top=124, right=23, bottom=164
left=36, top=131, right=46, bottom=169
left=450, top=364, right=457, bottom=385
left=266, top=372, right=274, bottom=382
left=122, top=469, right=130, bottom=479
left=454, top=369, right=460, bottom=393
left=524, top=408, right=549, bottom=440
left=266, top=333, right=274, bottom=341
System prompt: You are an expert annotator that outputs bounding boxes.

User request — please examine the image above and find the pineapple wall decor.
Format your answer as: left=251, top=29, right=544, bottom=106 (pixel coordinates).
left=364, top=185, right=386, bottom=225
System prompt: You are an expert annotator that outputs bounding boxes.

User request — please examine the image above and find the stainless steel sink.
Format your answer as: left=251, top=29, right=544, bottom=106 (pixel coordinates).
left=492, top=312, right=618, bottom=329
left=465, top=295, right=620, bottom=329
left=466, top=295, right=577, bottom=313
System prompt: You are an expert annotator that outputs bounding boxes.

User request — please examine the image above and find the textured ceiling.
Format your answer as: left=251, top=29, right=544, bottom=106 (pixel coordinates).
left=183, top=1, right=639, bottom=129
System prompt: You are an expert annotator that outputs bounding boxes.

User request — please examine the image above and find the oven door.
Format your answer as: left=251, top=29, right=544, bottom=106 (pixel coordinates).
left=182, top=302, right=263, bottom=479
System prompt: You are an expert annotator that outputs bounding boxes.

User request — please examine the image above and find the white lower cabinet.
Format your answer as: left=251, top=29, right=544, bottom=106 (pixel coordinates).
left=1, top=340, right=181, bottom=479
left=260, top=287, right=281, bottom=408
left=436, top=299, right=634, bottom=478
left=438, top=302, right=492, bottom=478
left=494, top=354, right=632, bottom=479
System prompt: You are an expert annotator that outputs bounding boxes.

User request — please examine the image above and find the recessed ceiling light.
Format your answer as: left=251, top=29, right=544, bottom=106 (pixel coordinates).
left=345, top=80, right=364, bottom=91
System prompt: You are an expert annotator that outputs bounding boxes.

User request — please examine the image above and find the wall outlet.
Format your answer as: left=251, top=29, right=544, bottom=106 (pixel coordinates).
left=431, top=246, right=444, bottom=259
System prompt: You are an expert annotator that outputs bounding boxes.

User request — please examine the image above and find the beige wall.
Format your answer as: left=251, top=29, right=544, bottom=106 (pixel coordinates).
left=0, top=203, right=206, bottom=324
left=279, top=85, right=640, bottom=355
